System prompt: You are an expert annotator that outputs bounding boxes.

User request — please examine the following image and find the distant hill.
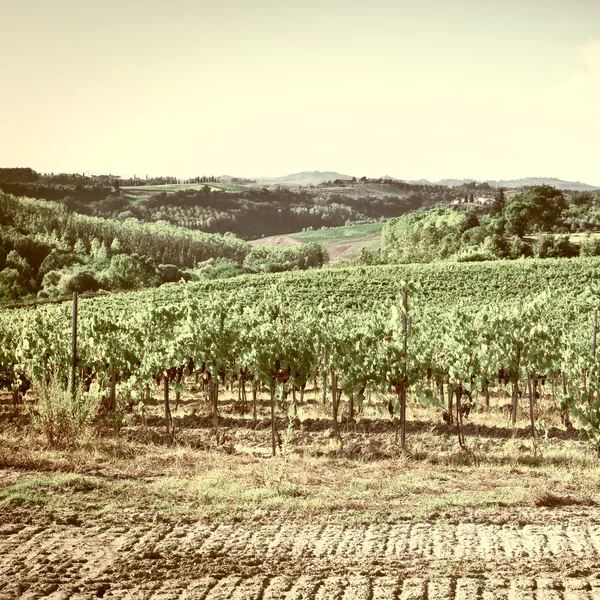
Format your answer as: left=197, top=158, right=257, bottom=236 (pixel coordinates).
left=254, top=171, right=353, bottom=186
left=434, top=177, right=599, bottom=191
left=485, top=177, right=600, bottom=191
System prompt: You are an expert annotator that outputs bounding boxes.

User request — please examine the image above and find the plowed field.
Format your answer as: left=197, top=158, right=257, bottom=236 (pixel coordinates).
left=2, top=507, right=600, bottom=599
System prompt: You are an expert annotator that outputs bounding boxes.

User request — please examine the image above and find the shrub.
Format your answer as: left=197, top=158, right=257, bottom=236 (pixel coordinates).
left=580, top=236, right=600, bottom=257
left=453, top=249, right=497, bottom=262
left=27, top=375, right=101, bottom=447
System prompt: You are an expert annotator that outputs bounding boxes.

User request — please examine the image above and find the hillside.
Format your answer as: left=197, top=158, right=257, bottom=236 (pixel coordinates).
left=252, top=222, right=384, bottom=261
left=0, top=170, right=452, bottom=241
left=254, top=171, right=353, bottom=186
left=436, top=177, right=600, bottom=191
left=0, top=192, right=328, bottom=302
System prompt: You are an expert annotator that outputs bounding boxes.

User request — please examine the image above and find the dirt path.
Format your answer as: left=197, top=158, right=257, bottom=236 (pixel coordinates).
left=2, top=508, right=600, bottom=599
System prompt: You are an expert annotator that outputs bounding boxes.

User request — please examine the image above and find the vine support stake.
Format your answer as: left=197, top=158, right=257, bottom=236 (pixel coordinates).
left=109, top=363, right=116, bottom=412
left=331, top=370, right=342, bottom=447
left=322, top=312, right=329, bottom=406
left=400, top=290, right=408, bottom=448
left=511, top=299, right=523, bottom=431
left=527, top=372, right=537, bottom=443
left=164, top=376, right=172, bottom=438
left=71, top=292, right=78, bottom=400
left=270, top=386, right=277, bottom=457
left=593, top=309, right=597, bottom=358
left=592, top=309, right=598, bottom=406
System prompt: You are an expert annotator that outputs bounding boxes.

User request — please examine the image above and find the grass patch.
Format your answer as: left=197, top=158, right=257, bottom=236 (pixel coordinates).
left=291, top=222, right=384, bottom=245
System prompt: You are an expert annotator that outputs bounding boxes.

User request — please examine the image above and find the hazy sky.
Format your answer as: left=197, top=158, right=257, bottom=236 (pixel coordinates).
left=2, top=0, right=599, bottom=183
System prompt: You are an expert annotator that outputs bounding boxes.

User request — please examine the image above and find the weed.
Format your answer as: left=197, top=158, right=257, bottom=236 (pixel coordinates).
left=26, top=376, right=101, bottom=447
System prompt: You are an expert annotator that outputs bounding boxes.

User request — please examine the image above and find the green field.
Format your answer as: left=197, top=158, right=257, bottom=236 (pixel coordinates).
left=337, top=237, right=382, bottom=260
left=290, top=222, right=384, bottom=245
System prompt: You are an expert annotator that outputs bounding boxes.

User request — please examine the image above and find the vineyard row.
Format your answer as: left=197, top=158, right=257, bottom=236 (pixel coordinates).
left=2, top=280, right=600, bottom=453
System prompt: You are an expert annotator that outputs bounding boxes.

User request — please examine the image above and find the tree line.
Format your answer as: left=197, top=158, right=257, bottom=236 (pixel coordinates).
left=0, top=193, right=328, bottom=302
left=379, top=185, right=600, bottom=264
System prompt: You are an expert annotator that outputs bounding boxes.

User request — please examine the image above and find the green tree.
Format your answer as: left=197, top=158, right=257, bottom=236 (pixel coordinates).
left=490, top=187, right=506, bottom=216
left=580, top=236, right=600, bottom=257
left=0, top=268, right=27, bottom=300
left=504, top=185, right=567, bottom=236
left=58, top=270, right=101, bottom=295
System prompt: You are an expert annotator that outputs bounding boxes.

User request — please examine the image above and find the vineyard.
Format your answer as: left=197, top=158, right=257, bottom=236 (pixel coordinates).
left=3, top=257, right=600, bottom=453
left=4, top=257, right=600, bottom=598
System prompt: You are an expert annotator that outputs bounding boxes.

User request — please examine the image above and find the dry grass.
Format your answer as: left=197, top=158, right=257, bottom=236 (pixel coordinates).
left=1, top=384, right=599, bottom=525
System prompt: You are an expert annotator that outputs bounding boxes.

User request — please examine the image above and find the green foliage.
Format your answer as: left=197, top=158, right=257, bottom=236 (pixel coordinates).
left=106, top=253, right=158, bottom=290
left=28, top=375, right=101, bottom=447
left=0, top=269, right=28, bottom=300
left=193, top=258, right=245, bottom=280
left=57, top=269, right=102, bottom=295
left=158, top=264, right=191, bottom=285
left=580, top=236, right=600, bottom=257
left=504, top=185, right=568, bottom=236
left=243, top=243, right=328, bottom=274
left=0, top=191, right=332, bottom=302
left=533, top=234, right=578, bottom=259
left=490, top=187, right=506, bottom=216
left=453, top=249, right=497, bottom=262
left=381, top=209, right=466, bottom=263
left=5, top=259, right=600, bottom=452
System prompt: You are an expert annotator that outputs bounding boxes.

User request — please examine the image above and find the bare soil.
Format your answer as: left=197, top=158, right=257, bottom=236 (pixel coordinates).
left=2, top=389, right=600, bottom=598
left=2, top=506, right=600, bottom=599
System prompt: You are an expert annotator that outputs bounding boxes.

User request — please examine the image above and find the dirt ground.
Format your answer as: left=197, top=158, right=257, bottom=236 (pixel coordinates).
left=2, top=388, right=600, bottom=598
left=2, top=505, right=600, bottom=599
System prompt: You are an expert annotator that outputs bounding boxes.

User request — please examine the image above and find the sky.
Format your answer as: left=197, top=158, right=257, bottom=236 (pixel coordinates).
left=1, top=0, right=599, bottom=184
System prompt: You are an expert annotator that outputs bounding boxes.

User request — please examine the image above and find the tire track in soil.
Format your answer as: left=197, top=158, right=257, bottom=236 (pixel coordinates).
left=3, top=515, right=600, bottom=599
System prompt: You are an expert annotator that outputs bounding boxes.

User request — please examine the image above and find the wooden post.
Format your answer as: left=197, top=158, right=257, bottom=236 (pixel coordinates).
left=331, top=371, right=342, bottom=446
left=109, top=364, right=116, bottom=412
left=71, top=292, right=78, bottom=398
left=511, top=377, right=519, bottom=429
left=400, top=290, right=408, bottom=448
left=175, top=369, right=182, bottom=411
left=164, top=376, right=172, bottom=437
left=511, top=300, right=522, bottom=430
left=322, top=313, right=329, bottom=406
left=211, top=380, right=219, bottom=436
left=591, top=308, right=599, bottom=406
left=270, top=386, right=277, bottom=457
left=527, top=372, right=537, bottom=440
left=292, top=385, right=297, bottom=418
left=456, top=385, right=466, bottom=448
left=593, top=309, right=598, bottom=358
